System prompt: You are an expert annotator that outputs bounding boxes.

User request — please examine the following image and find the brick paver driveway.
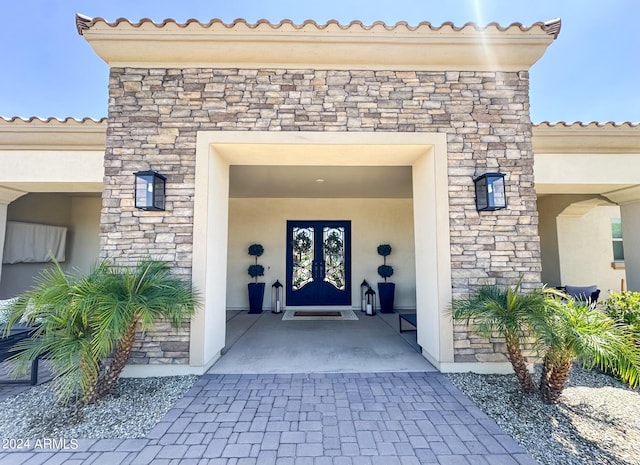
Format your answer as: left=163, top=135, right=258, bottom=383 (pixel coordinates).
left=0, top=372, right=536, bottom=465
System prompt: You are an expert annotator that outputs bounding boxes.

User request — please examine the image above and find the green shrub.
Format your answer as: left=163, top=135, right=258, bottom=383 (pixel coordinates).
left=4, top=259, right=198, bottom=405
left=377, top=265, right=394, bottom=279
left=605, top=291, right=640, bottom=330
left=248, top=264, right=265, bottom=279
left=248, top=243, right=264, bottom=257
left=377, top=244, right=392, bottom=257
left=538, top=297, right=640, bottom=403
left=376, top=244, right=393, bottom=282
left=247, top=243, right=264, bottom=282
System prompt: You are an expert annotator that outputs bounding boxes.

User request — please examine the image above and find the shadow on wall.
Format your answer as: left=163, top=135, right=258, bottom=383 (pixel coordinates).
left=538, top=194, right=624, bottom=296
left=0, top=194, right=101, bottom=299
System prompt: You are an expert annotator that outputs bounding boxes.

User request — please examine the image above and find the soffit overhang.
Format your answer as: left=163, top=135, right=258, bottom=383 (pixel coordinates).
left=76, top=15, right=560, bottom=71
left=0, top=117, right=107, bottom=151
left=2, top=118, right=639, bottom=156
left=2, top=117, right=640, bottom=199
left=532, top=121, right=640, bottom=154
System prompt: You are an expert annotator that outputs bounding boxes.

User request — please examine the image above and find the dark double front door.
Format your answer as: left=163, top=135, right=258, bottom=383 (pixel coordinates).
left=286, top=220, right=351, bottom=306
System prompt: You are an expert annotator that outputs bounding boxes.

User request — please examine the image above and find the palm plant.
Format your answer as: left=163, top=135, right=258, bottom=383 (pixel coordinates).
left=4, top=259, right=198, bottom=404
left=91, top=259, right=198, bottom=400
left=4, top=261, right=111, bottom=404
left=538, top=298, right=640, bottom=404
left=452, top=277, right=549, bottom=393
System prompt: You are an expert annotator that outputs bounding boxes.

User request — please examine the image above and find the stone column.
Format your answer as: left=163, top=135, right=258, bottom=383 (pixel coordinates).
left=0, top=187, right=27, bottom=287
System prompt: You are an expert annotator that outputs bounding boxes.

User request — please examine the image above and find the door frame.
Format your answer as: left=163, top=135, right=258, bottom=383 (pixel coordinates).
left=190, top=131, right=454, bottom=376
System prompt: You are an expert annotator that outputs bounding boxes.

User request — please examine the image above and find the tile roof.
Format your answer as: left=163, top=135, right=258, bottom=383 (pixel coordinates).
left=3, top=118, right=639, bottom=128
left=0, top=117, right=106, bottom=151
left=75, top=15, right=562, bottom=71
left=532, top=122, right=640, bottom=155
left=0, top=116, right=106, bottom=124
left=75, top=15, right=561, bottom=39
left=535, top=121, right=640, bottom=128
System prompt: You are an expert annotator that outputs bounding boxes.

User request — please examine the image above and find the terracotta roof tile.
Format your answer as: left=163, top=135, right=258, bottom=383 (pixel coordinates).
left=76, top=14, right=561, bottom=38
left=3, top=118, right=638, bottom=129
left=0, top=116, right=106, bottom=124
left=534, top=121, right=640, bottom=128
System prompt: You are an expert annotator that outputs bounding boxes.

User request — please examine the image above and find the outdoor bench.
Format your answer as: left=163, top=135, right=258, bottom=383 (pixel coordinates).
left=399, top=313, right=417, bottom=333
left=556, top=285, right=601, bottom=309
left=0, top=323, right=39, bottom=385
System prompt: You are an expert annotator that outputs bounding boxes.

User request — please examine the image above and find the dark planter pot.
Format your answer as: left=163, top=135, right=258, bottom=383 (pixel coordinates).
left=378, top=282, right=395, bottom=313
left=248, top=282, right=265, bottom=314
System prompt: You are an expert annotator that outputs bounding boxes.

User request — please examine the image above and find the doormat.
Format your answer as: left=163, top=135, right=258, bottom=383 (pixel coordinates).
left=282, top=310, right=359, bottom=321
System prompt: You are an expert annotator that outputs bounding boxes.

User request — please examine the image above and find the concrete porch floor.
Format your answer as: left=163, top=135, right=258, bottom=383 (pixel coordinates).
left=208, top=310, right=436, bottom=374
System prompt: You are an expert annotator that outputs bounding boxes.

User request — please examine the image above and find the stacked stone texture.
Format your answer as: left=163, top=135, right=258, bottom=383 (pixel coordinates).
left=103, top=68, right=542, bottom=364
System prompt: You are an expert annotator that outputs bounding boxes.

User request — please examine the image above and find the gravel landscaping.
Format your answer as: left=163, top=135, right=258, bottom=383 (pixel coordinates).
left=0, top=375, right=197, bottom=439
left=1, top=362, right=638, bottom=465
left=447, top=365, right=640, bottom=465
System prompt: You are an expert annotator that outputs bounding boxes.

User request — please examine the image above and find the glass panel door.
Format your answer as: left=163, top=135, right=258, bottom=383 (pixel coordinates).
left=291, top=226, right=314, bottom=290
left=286, top=220, right=351, bottom=306
left=323, top=226, right=345, bottom=291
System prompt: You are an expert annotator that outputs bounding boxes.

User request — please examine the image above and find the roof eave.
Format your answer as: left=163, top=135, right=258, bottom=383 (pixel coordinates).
left=533, top=122, right=640, bottom=154
left=0, top=117, right=107, bottom=151
left=77, top=15, right=560, bottom=72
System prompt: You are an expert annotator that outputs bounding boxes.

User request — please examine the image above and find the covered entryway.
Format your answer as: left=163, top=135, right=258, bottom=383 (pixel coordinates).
left=0, top=118, right=105, bottom=299
left=533, top=123, right=640, bottom=295
left=191, top=131, right=454, bottom=374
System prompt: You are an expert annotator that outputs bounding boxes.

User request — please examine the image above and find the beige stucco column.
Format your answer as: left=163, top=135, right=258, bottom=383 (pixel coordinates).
left=619, top=202, right=640, bottom=291
left=0, top=187, right=27, bottom=285
left=604, top=186, right=640, bottom=291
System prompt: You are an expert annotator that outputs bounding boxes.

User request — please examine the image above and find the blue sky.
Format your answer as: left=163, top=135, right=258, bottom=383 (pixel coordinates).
left=0, top=0, right=638, bottom=122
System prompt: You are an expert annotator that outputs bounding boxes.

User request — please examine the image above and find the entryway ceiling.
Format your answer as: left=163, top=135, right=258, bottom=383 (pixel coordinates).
left=229, top=165, right=413, bottom=198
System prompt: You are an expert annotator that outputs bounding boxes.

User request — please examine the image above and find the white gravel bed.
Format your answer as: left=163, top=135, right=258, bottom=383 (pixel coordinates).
left=446, top=365, right=640, bottom=465
left=0, top=375, right=197, bottom=439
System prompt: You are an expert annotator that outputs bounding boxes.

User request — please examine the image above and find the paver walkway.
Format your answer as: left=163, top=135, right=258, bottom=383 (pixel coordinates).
left=0, top=372, right=537, bottom=465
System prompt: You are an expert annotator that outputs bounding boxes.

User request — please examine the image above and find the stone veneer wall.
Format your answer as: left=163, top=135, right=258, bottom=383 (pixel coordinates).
left=102, top=68, right=542, bottom=365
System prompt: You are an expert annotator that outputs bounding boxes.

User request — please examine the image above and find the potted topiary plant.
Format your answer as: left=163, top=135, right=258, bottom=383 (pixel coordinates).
left=247, top=243, right=265, bottom=314
left=377, top=244, right=395, bottom=313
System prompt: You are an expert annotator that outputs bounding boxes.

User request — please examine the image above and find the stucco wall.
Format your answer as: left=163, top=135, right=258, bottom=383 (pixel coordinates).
left=557, top=205, right=625, bottom=298
left=69, top=197, right=102, bottom=274
left=537, top=194, right=600, bottom=287
left=227, top=198, right=416, bottom=310
left=103, top=67, right=541, bottom=364
left=0, top=194, right=101, bottom=298
left=620, top=202, right=640, bottom=291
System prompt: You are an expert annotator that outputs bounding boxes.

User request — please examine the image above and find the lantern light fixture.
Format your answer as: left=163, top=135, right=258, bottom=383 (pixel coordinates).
left=134, top=170, right=166, bottom=211
left=271, top=280, right=283, bottom=314
left=365, top=286, right=377, bottom=316
left=473, top=172, right=507, bottom=212
left=360, top=279, right=370, bottom=312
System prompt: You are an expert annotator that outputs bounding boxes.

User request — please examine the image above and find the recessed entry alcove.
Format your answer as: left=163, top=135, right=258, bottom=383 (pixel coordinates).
left=189, top=131, right=454, bottom=373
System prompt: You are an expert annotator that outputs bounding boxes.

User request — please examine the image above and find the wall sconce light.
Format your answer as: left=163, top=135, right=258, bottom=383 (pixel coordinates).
left=134, top=170, right=166, bottom=211
left=473, top=172, right=507, bottom=212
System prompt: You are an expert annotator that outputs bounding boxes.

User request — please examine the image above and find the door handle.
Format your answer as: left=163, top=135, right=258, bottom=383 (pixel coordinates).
left=312, top=261, right=325, bottom=280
